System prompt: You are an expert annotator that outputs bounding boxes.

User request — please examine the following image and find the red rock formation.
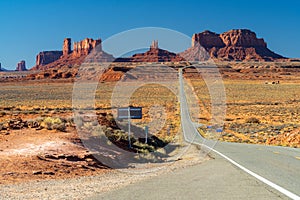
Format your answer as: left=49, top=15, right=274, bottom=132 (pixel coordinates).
left=32, top=37, right=113, bottom=70
left=190, top=29, right=284, bottom=61
left=220, top=29, right=266, bottom=47
left=150, top=40, right=158, bottom=49
left=16, top=60, right=26, bottom=71
left=35, top=51, right=63, bottom=68
left=63, top=38, right=71, bottom=56
left=192, top=31, right=224, bottom=48
left=73, top=38, right=102, bottom=57
left=116, top=40, right=184, bottom=62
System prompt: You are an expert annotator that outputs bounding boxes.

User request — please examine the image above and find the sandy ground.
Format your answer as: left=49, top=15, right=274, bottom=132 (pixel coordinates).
left=0, top=127, right=207, bottom=199
left=0, top=127, right=109, bottom=185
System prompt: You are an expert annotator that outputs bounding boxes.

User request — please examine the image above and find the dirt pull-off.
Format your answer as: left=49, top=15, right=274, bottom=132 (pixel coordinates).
left=0, top=128, right=108, bottom=184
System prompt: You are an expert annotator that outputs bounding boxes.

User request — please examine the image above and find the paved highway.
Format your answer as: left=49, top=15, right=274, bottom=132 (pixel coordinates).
left=93, top=155, right=290, bottom=199
left=179, top=68, right=300, bottom=199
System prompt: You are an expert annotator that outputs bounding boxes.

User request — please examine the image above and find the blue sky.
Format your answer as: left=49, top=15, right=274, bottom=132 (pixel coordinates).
left=0, top=0, right=300, bottom=69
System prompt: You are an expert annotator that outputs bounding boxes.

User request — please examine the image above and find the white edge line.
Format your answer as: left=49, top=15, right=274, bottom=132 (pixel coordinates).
left=200, top=143, right=300, bottom=200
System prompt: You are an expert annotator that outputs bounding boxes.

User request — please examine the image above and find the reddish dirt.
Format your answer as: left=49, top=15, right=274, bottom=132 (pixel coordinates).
left=0, top=127, right=109, bottom=184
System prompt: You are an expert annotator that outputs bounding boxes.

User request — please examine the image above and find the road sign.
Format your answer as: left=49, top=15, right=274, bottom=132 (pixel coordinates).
left=117, top=106, right=143, bottom=149
left=118, top=107, right=142, bottom=119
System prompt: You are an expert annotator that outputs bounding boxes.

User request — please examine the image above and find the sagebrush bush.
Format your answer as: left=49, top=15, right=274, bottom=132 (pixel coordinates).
left=41, top=117, right=66, bottom=132
left=245, top=117, right=260, bottom=124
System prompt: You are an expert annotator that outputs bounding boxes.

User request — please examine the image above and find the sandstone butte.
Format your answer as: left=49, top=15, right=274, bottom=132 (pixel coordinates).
left=115, top=40, right=184, bottom=62
left=31, top=38, right=114, bottom=70
left=16, top=60, right=27, bottom=71
left=30, top=29, right=287, bottom=72
left=187, top=29, right=284, bottom=61
left=0, top=60, right=27, bottom=72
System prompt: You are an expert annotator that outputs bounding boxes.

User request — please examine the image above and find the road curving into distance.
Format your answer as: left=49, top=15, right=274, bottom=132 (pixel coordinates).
left=179, top=67, right=300, bottom=200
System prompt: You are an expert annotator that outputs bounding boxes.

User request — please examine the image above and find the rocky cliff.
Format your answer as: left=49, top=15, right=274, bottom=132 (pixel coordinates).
left=32, top=37, right=113, bottom=70
left=36, top=51, right=63, bottom=67
left=16, top=60, right=27, bottom=71
left=63, top=38, right=72, bottom=56
left=188, top=29, right=284, bottom=61
left=72, top=38, right=102, bottom=57
left=30, top=29, right=287, bottom=74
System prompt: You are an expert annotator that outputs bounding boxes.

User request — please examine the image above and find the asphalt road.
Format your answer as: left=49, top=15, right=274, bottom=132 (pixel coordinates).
left=93, top=154, right=289, bottom=200
left=178, top=68, right=300, bottom=199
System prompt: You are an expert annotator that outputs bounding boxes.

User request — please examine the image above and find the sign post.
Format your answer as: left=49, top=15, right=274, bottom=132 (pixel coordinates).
left=127, top=107, right=131, bottom=148
left=117, top=106, right=143, bottom=148
left=145, top=126, right=148, bottom=144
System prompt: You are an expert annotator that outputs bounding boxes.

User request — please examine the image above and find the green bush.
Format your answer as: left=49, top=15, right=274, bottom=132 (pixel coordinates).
left=41, top=117, right=66, bottom=132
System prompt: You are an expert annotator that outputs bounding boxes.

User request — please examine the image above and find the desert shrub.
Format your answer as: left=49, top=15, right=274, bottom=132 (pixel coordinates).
left=245, top=117, right=260, bottom=124
left=28, top=110, right=38, bottom=114
left=3, top=107, right=14, bottom=111
left=52, top=123, right=66, bottom=132
left=103, top=128, right=169, bottom=153
left=27, top=119, right=39, bottom=128
left=65, top=117, right=74, bottom=126
left=41, top=117, right=66, bottom=132
left=133, top=141, right=155, bottom=153
left=0, top=111, right=6, bottom=117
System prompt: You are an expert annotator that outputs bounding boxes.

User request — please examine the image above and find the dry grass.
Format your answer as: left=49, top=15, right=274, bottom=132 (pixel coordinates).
left=1, top=62, right=300, bottom=148
left=189, top=78, right=300, bottom=147
left=0, top=80, right=180, bottom=142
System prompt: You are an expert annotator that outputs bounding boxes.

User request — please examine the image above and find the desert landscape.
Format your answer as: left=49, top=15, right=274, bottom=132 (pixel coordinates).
left=1, top=28, right=300, bottom=186
left=0, top=23, right=300, bottom=200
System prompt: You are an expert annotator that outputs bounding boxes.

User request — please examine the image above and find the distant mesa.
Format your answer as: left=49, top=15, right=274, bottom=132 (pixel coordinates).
left=36, top=51, right=63, bottom=66
left=0, top=60, right=27, bottom=72
left=32, top=38, right=184, bottom=70
left=188, top=29, right=284, bottom=61
left=16, top=60, right=27, bottom=71
left=30, top=29, right=286, bottom=71
left=115, top=40, right=184, bottom=62
left=0, top=62, right=8, bottom=71
left=32, top=38, right=114, bottom=70
left=130, top=40, right=184, bottom=62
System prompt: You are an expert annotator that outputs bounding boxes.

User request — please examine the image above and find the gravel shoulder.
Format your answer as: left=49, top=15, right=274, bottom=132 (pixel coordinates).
left=0, top=144, right=208, bottom=200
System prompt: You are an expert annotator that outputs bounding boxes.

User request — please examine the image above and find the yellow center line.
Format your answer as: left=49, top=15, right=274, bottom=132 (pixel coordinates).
left=295, top=156, right=300, bottom=160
